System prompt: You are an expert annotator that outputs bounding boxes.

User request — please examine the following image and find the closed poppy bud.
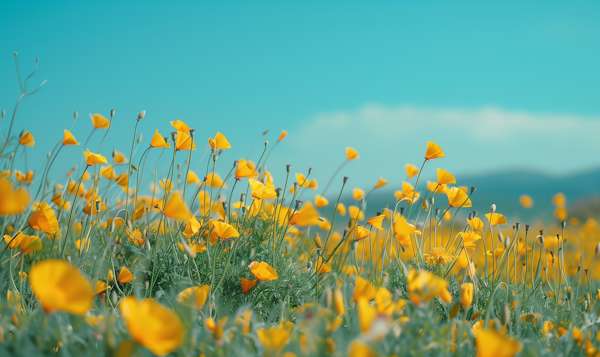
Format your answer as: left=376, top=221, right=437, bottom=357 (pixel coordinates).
left=490, top=204, right=496, bottom=213
left=500, top=304, right=510, bottom=325
left=324, top=287, right=332, bottom=308
left=460, top=283, right=473, bottom=308
left=138, top=110, right=146, bottom=120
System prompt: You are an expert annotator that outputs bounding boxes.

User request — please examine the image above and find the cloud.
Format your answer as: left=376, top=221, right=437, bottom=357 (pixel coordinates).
left=270, top=104, right=600, bottom=189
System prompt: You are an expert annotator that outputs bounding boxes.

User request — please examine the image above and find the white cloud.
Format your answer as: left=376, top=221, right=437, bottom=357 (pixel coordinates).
left=269, top=104, right=600, bottom=188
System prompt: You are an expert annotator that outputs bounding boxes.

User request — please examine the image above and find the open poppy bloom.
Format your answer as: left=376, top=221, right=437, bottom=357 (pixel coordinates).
left=249, top=261, right=278, bottom=281
left=235, top=159, right=259, bottom=178
left=19, top=234, right=42, bottom=254
left=446, top=186, right=472, bottom=207
left=519, top=194, right=533, bottom=208
left=83, top=149, right=108, bottom=166
left=94, top=281, right=108, bottom=295
left=29, top=201, right=59, bottom=234
left=354, top=226, right=370, bottom=241
left=63, top=130, right=80, bottom=146
left=315, top=194, right=329, bottom=208
left=177, top=285, right=211, bottom=309
left=467, top=217, right=484, bottom=231
left=424, top=247, right=454, bottom=265
left=150, top=129, right=171, bottom=148
left=405, top=164, right=419, bottom=178
left=353, top=276, right=376, bottom=303
left=19, top=131, right=35, bottom=146
left=119, top=296, right=185, bottom=356
left=29, top=260, right=93, bottom=315
left=210, top=220, right=240, bottom=241
left=407, top=269, right=452, bottom=306
left=394, top=182, right=420, bottom=204
left=314, top=256, right=332, bottom=274
left=485, top=212, right=507, bottom=226
left=437, top=169, right=456, bottom=185
left=205, top=173, right=224, bottom=188
left=348, top=205, right=364, bottom=220
left=346, top=147, right=359, bottom=160
left=289, top=202, right=321, bottom=226
left=170, top=120, right=190, bottom=133
left=241, top=278, right=258, bottom=294
left=90, top=113, right=110, bottom=129
left=208, top=132, right=231, bottom=149
left=113, top=150, right=127, bottom=164
left=257, top=325, right=291, bottom=350
left=393, top=215, right=415, bottom=248
left=459, top=231, right=482, bottom=250
left=336, top=203, right=346, bottom=216
left=14, top=170, right=34, bottom=184
left=367, top=214, right=384, bottom=230
left=175, top=130, right=196, bottom=150
left=0, top=179, right=29, bottom=215
left=162, top=192, right=192, bottom=221
left=249, top=179, right=277, bottom=200
left=475, top=328, right=522, bottom=357
left=425, top=141, right=444, bottom=160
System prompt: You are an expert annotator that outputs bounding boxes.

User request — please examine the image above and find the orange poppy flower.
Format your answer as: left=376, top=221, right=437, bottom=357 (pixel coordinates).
left=29, top=201, right=59, bottom=234
left=393, top=215, right=415, bottom=248
left=248, top=261, right=278, bottom=281
left=236, top=159, right=259, bottom=178
left=315, top=256, right=332, bottom=274
left=405, top=164, right=419, bottom=178
left=14, top=170, right=34, bottom=184
left=118, top=267, right=134, bottom=284
left=346, top=147, right=359, bottom=161
left=162, top=192, right=192, bottom=221
left=467, top=217, right=484, bottom=231
left=437, top=169, right=456, bottom=185
left=170, top=120, right=190, bottom=134
left=208, top=132, right=231, bottom=150
left=175, top=130, right=196, bottom=151
left=241, top=278, right=258, bottom=294
left=150, top=129, right=171, bottom=148
left=459, top=231, right=482, bottom=250
left=63, top=130, right=80, bottom=146
left=83, top=149, right=108, bottom=166
left=100, top=166, right=116, bottom=180
left=177, top=285, right=211, bottom=309
left=374, top=177, right=388, bottom=189
left=425, top=141, right=444, bottom=160
left=90, top=113, right=110, bottom=129
left=19, top=131, right=35, bottom=147
left=277, top=130, right=288, bottom=142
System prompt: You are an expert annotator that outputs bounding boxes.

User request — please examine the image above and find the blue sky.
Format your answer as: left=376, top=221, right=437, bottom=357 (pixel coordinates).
left=1, top=0, right=599, bottom=197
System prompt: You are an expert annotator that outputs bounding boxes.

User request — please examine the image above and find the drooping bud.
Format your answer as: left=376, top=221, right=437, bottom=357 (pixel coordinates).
left=538, top=235, right=545, bottom=245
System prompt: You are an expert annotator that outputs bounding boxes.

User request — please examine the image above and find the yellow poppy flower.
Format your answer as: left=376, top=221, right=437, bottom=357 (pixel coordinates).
left=19, top=131, right=35, bottom=146
left=394, top=182, right=420, bottom=204
left=29, top=201, right=59, bottom=234
left=90, top=113, right=110, bottom=129
left=366, top=214, right=384, bottom=230
left=63, top=130, right=80, bottom=146
left=393, top=215, right=414, bottom=248
left=119, top=296, right=184, bottom=356
left=467, top=217, right=484, bottom=231
left=83, top=149, right=108, bottom=166
left=475, top=328, right=522, bottom=357
left=208, top=132, right=231, bottom=149
left=205, top=173, right=224, bottom=188
left=210, top=220, right=240, bottom=241
left=236, top=159, right=259, bottom=178
left=175, top=130, right=196, bottom=150
left=150, top=129, right=171, bottom=148
left=315, top=256, right=332, bottom=274
left=348, top=205, right=364, bottom=220
left=249, top=261, right=278, bottom=281
left=354, top=226, right=370, bottom=241
left=353, top=188, right=365, bottom=200
left=289, top=202, right=321, bottom=226
left=425, top=141, right=444, bottom=160
left=485, top=212, right=507, bottom=226
left=118, top=267, right=134, bottom=284
left=348, top=340, right=376, bottom=357
left=277, top=130, right=288, bottom=142
left=257, top=325, right=291, bottom=350
left=437, top=168, right=456, bottom=185
left=94, top=281, right=108, bottom=295
left=333, top=288, right=345, bottom=315
left=162, top=192, right=192, bottom=221
left=314, top=195, right=329, bottom=208
left=459, top=231, right=482, bottom=250
left=554, top=206, right=567, bottom=221
left=19, top=234, right=42, bottom=254
left=407, top=269, right=452, bottom=306
left=519, top=194, right=533, bottom=208
left=29, top=260, right=93, bottom=315
left=0, top=179, right=29, bottom=215
left=552, top=192, right=565, bottom=206
left=336, top=203, right=347, bottom=216
left=14, top=170, right=34, bottom=184
left=353, top=276, right=376, bottom=303
left=446, top=186, right=471, bottom=207
left=170, top=120, right=190, bottom=133
left=177, top=285, right=210, bottom=309
left=405, top=164, right=419, bottom=178
left=4, top=231, right=23, bottom=249
left=346, top=147, right=359, bottom=160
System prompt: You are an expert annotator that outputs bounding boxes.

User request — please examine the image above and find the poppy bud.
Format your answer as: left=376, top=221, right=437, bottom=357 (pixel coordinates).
left=74, top=110, right=78, bottom=119
left=353, top=241, right=358, bottom=250
left=561, top=221, right=566, bottom=228
left=111, top=290, right=118, bottom=306
left=164, top=136, right=169, bottom=143
left=324, top=287, right=332, bottom=308
left=333, top=288, right=344, bottom=315
left=490, top=204, right=496, bottom=213
left=504, top=236, right=510, bottom=248
left=14, top=52, right=17, bottom=56
left=497, top=231, right=504, bottom=244
left=308, top=167, right=313, bottom=175
left=500, top=304, right=510, bottom=325
left=110, top=109, right=115, bottom=118
left=428, top=197, right=434, bottom=205
left=343, top=176, right=349, bottom=184
left=470, top=186, right=476, bottom=195
left=1, top=109, right=5, bottom=119
left=241, top=207, right=246, bottom=215
left=138, top=110, right=146, bottom=120
left=399, top=207, right=405, bottom=215
left=112, top=148, right=116, bottom=158
left=47, top=152, right=51, bottom=159
left=460, top=283, right=473, bottom=308
left=179, top=236, right=196, bottom=259
left=137, top=133, right=143, bottom=144
left=342, top=229, right=349, bottom=239
left=286, top=164, right=291, bottom=172
left=95, top=200, right=102, bottom=213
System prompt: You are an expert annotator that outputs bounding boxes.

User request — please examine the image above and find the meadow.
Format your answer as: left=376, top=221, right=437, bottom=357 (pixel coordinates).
left=0, top=55, right=599, bottom=357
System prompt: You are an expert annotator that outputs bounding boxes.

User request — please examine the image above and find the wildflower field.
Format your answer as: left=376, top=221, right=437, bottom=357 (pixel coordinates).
left=1, top=55, right=599, bottom=357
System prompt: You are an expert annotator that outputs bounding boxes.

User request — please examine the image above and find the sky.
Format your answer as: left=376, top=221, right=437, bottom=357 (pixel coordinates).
left=1, top=0, right=599, bottom=199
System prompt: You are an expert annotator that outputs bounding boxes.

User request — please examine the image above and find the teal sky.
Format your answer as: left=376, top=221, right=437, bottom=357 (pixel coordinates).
left=1, top=0, right=599, bottom=197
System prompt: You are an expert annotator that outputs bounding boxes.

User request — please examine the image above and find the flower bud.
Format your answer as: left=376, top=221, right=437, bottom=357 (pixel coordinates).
left=470, top=186, right=476, bottom=195
left=538, top=235, right=545, bottom=245
left=179, top=236, right=196, bottom=259
left=500, top=304, right=510, bottom=325
left=490, top=204, right=496, bottom=213
left=189, top=129, right=196, bottom=138
left=264, top=141, right=268, bottom=147
left=515, top=222, right=521, bottom=231
left=460, top=283, right=473, bottom=308
left=47, top=152, right=51, bottom=159
left=74, top=110, right=78, bottom=119
left=137, top=133, right=143, bottom=144
left=324, top=287, right=332, bottom=308
left=95, top=200, right=102, bottom=213
left=1, top=109, right=5, bottom=119
left=561, top=221, right=566, bottom=228
left=110, top=109, right=115, bottom=118
left=472, top=210, right=478, bottom=218
left=138, top=110, right=146, bottom=120
left=343, top=176, right=349, bottom=184
left=525, top=224, right=531, bottom=233
left=504, top=236, right=510, bottom=248
left=286, top=164, right=291, bottom=172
